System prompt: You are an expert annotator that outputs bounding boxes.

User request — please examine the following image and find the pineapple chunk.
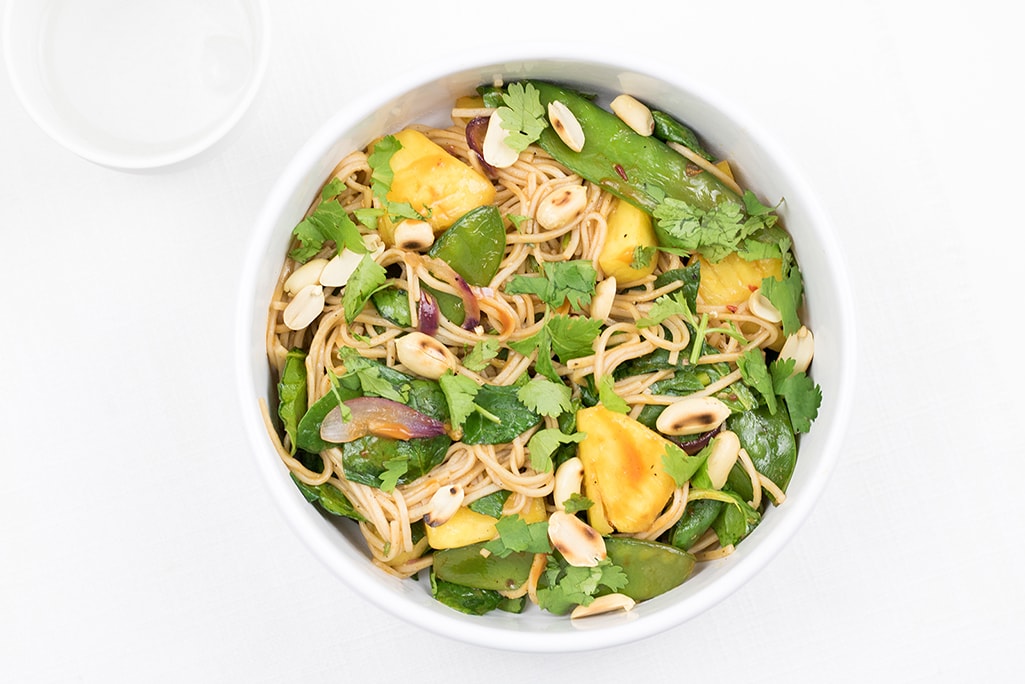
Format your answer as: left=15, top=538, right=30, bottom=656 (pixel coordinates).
left=424, top=506, right=498, bottom=550
left=519, top=496, right=548, bottom=523
left=697, top=252, right=783, bottom=307
left=576, top=406, right=677, bottom=534
left=598, top=199, right=658, bottom=286
left=380, top=129, right=496, bottom=244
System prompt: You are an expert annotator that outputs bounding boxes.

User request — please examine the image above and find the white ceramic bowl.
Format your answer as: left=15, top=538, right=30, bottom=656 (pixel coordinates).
left=3, top=0, right=270, bottom=170
left=235, top=46, right=856, bottom=652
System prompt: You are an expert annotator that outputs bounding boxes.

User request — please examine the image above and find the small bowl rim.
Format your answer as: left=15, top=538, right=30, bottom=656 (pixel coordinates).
left=235, top=43, right=857, bottom=652
left=2, top=0, right=272, bottom=171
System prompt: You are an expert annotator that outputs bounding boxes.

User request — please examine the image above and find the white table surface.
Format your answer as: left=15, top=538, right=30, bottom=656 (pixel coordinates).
left=3, top=1, right=1021, bottom=681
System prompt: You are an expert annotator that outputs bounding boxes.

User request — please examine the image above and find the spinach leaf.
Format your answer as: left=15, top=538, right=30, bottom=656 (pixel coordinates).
left=468, top=490, right=510, bottom=518
left=459, top=384, right=542, bottom=445
left=290, top=472, right=365, bottom=522
left=429, top=571, right=505, bottom=616
left=712, top=490, right=761, bottom=547
left=653, top=261, right=701, bottom=310
left=725, top=406, right=798, bottom=501
left=277, top=349, right=308, bottom=454
left=295, top=382, right=361, bottom=453
left=341, top=434, right=451, bottom=489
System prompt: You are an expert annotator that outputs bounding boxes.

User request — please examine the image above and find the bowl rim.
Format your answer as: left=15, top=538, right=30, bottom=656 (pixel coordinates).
left=2, top=0, right=272, bottom=170
left=235, top=42, right=857, bottom=652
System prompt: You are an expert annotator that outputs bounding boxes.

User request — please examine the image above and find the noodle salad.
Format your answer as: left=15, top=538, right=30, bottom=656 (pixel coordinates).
left=263, top=80, right=821, bottom=618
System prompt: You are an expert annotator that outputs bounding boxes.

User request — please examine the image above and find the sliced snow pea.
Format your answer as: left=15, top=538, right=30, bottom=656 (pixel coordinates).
left=370, top=287, right=412, bottom=327
left=603, top=537, right=695, bottom=601
left=427, top=204, right=505, bottom=287
left=651, top=110, right=714, bottom=161
left=432, top=541, right=535, bottom=591
left=527, top=81, right=740, bottom=215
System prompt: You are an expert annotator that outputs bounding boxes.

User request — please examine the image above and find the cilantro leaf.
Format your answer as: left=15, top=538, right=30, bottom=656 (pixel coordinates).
left=378, top=456, right=408, bottom=492
left=507, top=214, right=529, bottom=232
left=737, top=348, right=777, bottom=414
left=536, top=557, right=628, bottom=614
left=662, top=442, right=708, bottom=487
left=760, top=267, right=804, bottom=336
left=653, top=192, right=778, bottom=263
left=365, top=134, right=424, bottom=221
left=289, top=200, right=367, bottom=263
left=320, top=177, right=346, bottom=201
left=597, top=375, right=629, bottom=414
left=462, top=339, right=500, bottom=372
left=517, top=376, right=573, bottom=418
left=632, top=245, right=657, bottom=270
left=341, top=254, right=388, bottom=324
left=505, top=260, right=597, bottom=311
left=546, top=315, right=601, bottom=362
left=497, top=82, right=546, bottom=153
left=483, top=515, right=551, bottom=557
left=562, top=493, right=593, bottom=514
left=438, top=371, right=483, bottom=430
left=770, top=358, right=822, bottom=433
left=636, top=291, right=697, bottom=328
left=526, top=428, right=585, bottom=472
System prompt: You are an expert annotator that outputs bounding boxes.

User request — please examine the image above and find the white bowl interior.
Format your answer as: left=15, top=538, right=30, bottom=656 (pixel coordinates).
left=235, top=48, right=856, bottom=652
left=3, top=0, right=270, bottom=170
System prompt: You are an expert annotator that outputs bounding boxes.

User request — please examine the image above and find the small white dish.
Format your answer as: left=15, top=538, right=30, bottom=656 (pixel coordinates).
left=3, top=0, right=270, bottom=170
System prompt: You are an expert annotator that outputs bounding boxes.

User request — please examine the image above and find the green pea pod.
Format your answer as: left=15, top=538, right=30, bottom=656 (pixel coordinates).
left=668, top=498, right=723, bottom=551
left=527, top=81, right=740, bottom=215
left=725, top=405, right=798, bottom=502
left=277, top=349, right=308, bottom=454
left=432, top=541, right=535, bottom=591
left=428, top=204, right=505, bottom=287
left=603, top=537, right=695, bottom=601
left=651, top=110, right=714, bottom=161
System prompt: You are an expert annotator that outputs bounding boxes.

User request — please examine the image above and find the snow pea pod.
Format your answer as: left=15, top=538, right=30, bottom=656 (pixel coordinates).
left=528, top=81, right=740, bottom=215
left=668, top=498, right=723, bottom=551
left=427, top=204, right=505, bottom=287
left=432, top=541, right=535, bottom=591
left=603, top=537, right=695, bottom=601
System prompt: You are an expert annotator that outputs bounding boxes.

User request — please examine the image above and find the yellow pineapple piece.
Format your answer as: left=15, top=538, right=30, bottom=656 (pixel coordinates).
left=697, top=252, right=783, bottom=307
left=576, top=405, right=677, bottom=534
left=598, top=199, right=658, bottom=286
left=424, top=506, right=498, bottom=550
left=379, top=129, right=496, bottom=244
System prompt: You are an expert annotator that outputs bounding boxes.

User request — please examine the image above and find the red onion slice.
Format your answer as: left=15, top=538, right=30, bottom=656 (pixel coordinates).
left=465, top=116, right=497, bottom=178
left=423, top=256, right=481, bottom=331
left=320, top=396, right=446, bottom=443
left=418, top=290, right=439, bottom=336
left=671, top=424, right=722, bottom=455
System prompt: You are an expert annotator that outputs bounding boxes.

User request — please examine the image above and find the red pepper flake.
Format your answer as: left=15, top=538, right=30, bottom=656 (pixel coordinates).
left=748, top=284, right=759, bottom=292
left=726, top=305, right=738, bottom=313
left=614, top=164, right=628, bottom=181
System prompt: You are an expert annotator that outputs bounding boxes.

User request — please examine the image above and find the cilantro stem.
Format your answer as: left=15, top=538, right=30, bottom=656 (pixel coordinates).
left=690, top=313, right=709, bottom=366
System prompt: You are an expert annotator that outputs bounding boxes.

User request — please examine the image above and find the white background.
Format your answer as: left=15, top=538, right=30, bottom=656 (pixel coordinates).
left=2, top=1, right=1022, bottom=681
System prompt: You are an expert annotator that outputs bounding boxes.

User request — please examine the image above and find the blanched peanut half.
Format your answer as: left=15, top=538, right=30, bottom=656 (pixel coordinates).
left=553, top=457, right=584, bottom=511
left=423, top=484, right=465, bottom=527
left=779, top=325, right=815, bottom=374
left=590, top=276, right=617, bottom=321
left=536, top=185, right=588, bottom=231
left=548, top=100, right=585, bottom=152
left=283, top=283, right=325, bottom=331
left=747, top=288, right=782, bottom=324
left=570, top=593, right=636, bottom=619
left=393, top=219, right=435, bottom=252
left=482, top=110, right=519, bottom=168
left=548, top=510, right=606, bottom=567
left=319, top=249, right=365, bottom=288
left=706, top=430, right=742, bottom=490
left=284, top=258, right=328, bottom=295
left=656, top=395, right=731, bottom=437
left=610, top=94, right=654, bottom=136
left=394, top=332, right=457, bottom=380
